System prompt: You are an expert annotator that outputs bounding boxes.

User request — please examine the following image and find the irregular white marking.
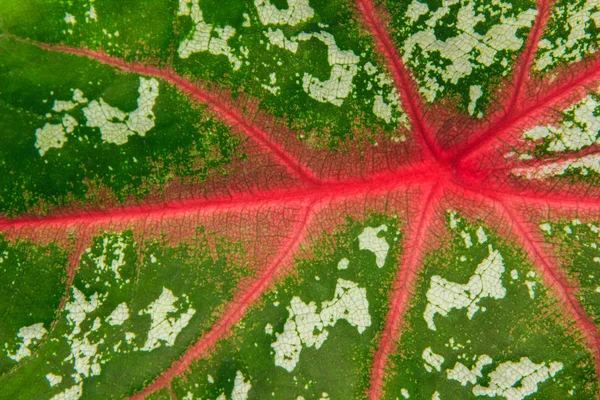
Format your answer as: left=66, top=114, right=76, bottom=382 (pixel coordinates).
left=84, top=77, right=159, bottom=145
left=89, top=235, right=129, bottom=280
left=461, top=231, right=473, bottom=248
left=254, top=0, right=314, bottom=26
left=449, top=211, right=461, bottom=229
left=35, top=123, right=68, bottom=156
left=468, top=85, right=483, bottom=117
left=401, top=388, right=410, bottom=398
left=106, top=302, right=129, bottom=326
left=66, top=335, right=103, bottom=378
left=208, top=374, right=214, bottom=383
left=358, top=225, right=389, bottom=268
left=472, top=357, right=563, bottom=400
left=85, top=5, right=98, bottom=22
left=272, top=278, right=371, bottom=371
left=447, top=355, right=493, bottom=386
left=64, top=13, right=76, bottom=24
left=402, top=1, right=536, bottom=106
left=525, top=271, right=537, bottom=299
left=65, top=288, right=102, bottom=336
left=50, top=382, right=83, bottom=400
left=265, top=323, right=274, bottom=335
left=46, top=373, right=63, bottom=387
left=6, top=323, right=47, bottom=362
left=373, top=95, right=393, bottom=123
left=242, top=13, right=251, bottom=27
left=540, top=223, right=552, bottom=234
left=511, top=269, right=519, bottom=280
left=265, top=28, right=299, bottom=53
left=536, top=0, right=600, bottom=72
left=139, top=287, right=196, bottom=351
left=232, top=370, right=252, bottom=400
left=432, top=391, right=441, bottom=400
left=337, top=258, right=349, bottom=270
left=296, top=31, right=359, bottom=106
left=53, top=100, right=77, bottom=112
left=423, top=347, right=445, bottom=372
left=424, top=245, right=506, bottom=330
left=476, top=227, right=488, bottom=244
left=177, top=0, right=242, bottom=69
left=364, top=62, right=377, bottom=75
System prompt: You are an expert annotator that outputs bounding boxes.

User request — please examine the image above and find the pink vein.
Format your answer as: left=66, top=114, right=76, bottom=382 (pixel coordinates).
left=356, top=0, right=442, bottom=162
left=368, top=182, right=442, bottom=400
left=130, top=202, right=315, bottom=399
left=32, top=41, right=320, bottom=186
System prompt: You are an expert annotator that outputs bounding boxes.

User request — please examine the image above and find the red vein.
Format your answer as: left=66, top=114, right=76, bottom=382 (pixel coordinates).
left=367, top=182, right=442, bottom=400
left=505, top=0, right=552, bottom=116
left=493, top=197, right=600, bottom=377
left=0, top=162, right=443, bottom=230
left=130, top=201, right=315, bottom=399
left=28, top=40, right=320, bottom=186
left=452, top=59, right=600, bottom=166
left=356, top=0, right=442, bottom=162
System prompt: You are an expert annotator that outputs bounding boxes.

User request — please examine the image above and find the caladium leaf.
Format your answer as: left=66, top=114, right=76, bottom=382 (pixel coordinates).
left=0, top=0, right=599, bottom=399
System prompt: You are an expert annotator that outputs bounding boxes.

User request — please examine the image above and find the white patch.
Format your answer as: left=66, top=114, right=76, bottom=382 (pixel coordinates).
left=401, top=388, right=410, bottom=398
left=525, top=271, right=537, bottom=299
left=139, top=287, right=196, bottom=351
left=296, top=31, right=360, bottom=106
left=432, top=391, right=441, bottom=400
left=461, top=231, right=473, bottom=248
left=50, top=383, right=83, bottom=400
left=85, top=5, right=98, bottom=22
left=65, top=288, right=102, bottom=336
left=46, top=373, right=63, bottom=387
left=6, top=323, right=47, bottom=362
left=231, top=370, right=252, bottom=400
left=64, top=13, right=76, bottom=24
left=84, top=77, right=159, bottom=145
left=106, top=302, right=130, bottom=326
left=540, top=223, right=552, bottom=234
left=89, top=235, right=129, bottom=280
left=254, top=0, right=314, bottom=26
left=424, top=245, right=506, bottom=330
left=208, top=374, right=215, bottom=383
left=358, top=225, right=389, bottom=268
left=447, top=355, right=493, bottom=386
left=373, top=95, right=393, bottom=123
left=473, top=357, right=563, bottom=400
left=265, top=27, right=299, bottom=53
left=272, top=278, right=371, bottom=372
left=468, top=85, right=483, bottom=116
left=35, top=123, right=68, bottom=156
left=177, top=0, right=242, bottom=69
left=476, top=227, right=488, bottom=244
left=337, top=258, right=349, bottom=270
left=265, top=323, right=274, bottom=335
left=423, top=347, right=445, bottom=372
left=511, top=269, right=519, bottom=280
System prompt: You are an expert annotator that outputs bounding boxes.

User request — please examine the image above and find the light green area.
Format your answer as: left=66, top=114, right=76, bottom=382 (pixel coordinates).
left=382, top=211, right=597, bottom=400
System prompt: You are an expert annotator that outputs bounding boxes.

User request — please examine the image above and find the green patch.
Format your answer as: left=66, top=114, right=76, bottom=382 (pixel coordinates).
left=0, top=228, right=249, bottom=399
left=0, top=38, right=240, bottom=217
left=382, top=211, right=597, bottom=399
left=384, top=0, right=537, bottom=117
left=539, top=219, right=600, bottom=327
left=170, top=214, right=403, bottom=399
left=0, top=235, right=68, bottom=374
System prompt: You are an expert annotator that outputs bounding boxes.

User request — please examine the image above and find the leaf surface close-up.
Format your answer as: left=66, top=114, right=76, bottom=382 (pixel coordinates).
left=1, top=0, right=600, bottom=399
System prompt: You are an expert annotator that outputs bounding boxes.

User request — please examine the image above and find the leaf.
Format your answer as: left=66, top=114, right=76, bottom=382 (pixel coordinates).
left=0, top=0, right=599, bottom=399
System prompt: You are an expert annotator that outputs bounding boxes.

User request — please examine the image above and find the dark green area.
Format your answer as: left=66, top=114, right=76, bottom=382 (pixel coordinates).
left=0, top=235, right=69, bottom=374
left=383, top=213, right=597, bottom=399
left=170, top=214, right=402, bottom=399
left=0, top=38, right=239, bottom=217
left=0, top=228, right=250, bottom=399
